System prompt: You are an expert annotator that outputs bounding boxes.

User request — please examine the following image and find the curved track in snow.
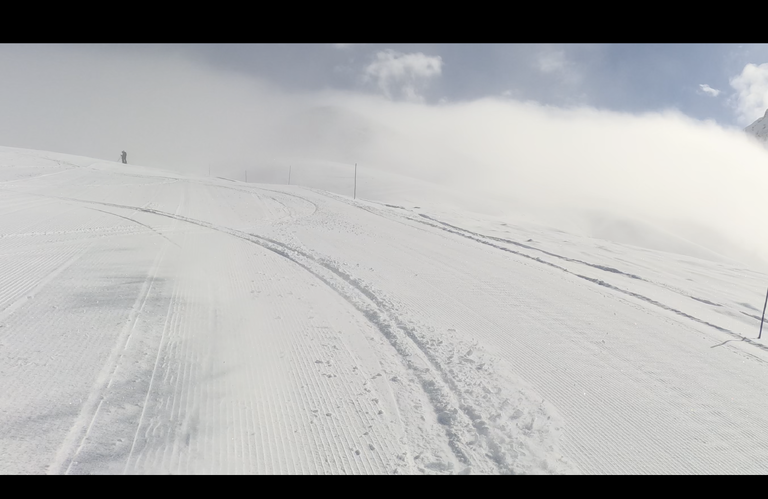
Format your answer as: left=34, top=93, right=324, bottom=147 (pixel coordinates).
left=3, top=154, right=768, bottom=474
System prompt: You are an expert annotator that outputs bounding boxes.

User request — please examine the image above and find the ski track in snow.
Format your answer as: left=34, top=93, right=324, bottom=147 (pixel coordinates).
left=3, top=151, right=768, bottom=473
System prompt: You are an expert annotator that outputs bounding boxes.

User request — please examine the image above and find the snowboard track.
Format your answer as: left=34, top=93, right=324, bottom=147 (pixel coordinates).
left=84, top=207, right=180, bottom=248
left=33, top=190, right=564, bottom=474
left=407, top=213, right=768, bottom=353
left=299, top=189, right=756, bottom=349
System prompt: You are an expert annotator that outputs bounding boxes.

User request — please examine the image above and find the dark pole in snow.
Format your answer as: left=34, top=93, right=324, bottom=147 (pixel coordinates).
left=759, top=286, right=768, bottom=339
left=354, top=163, right=357, bottom=200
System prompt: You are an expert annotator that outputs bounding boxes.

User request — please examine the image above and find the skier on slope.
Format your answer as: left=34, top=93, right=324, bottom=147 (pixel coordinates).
left=121, top=151, right=127, bottom=164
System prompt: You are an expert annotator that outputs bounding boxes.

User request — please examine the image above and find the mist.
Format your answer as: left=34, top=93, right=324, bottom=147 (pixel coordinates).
left=3, top=46, right=768, bottom=267
left=0, top=45, right=309, bottom=172
left=280, top=93, right=768, bottom=268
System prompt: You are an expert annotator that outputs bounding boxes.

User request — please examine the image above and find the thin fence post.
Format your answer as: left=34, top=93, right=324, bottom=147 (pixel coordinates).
left=760, top=286, right=768, bottom=339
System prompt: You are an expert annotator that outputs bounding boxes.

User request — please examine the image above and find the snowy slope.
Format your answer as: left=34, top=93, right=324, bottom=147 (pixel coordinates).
left=3, top=146, right=768, bottom=474
left=745, top=109, right=768, bottom=145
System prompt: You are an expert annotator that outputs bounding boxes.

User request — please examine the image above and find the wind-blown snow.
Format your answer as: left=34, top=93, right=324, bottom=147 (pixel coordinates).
left=3, top=146, right=768, bottom=474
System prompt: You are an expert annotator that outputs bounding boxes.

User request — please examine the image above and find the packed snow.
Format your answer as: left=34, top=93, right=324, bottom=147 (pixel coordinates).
left=3, top=145, right=768, bottom=474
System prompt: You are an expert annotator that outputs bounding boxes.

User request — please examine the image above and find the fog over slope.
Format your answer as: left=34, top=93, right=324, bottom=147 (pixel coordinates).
left=262, top=96, right=768, bottom=270
left=2, top=47, right=768, bottom=268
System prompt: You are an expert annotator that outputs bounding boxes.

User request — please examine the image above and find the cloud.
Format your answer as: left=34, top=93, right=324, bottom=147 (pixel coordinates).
left=730, top=63, right=768, bottom=125
left=289, top=92, right=768, bottom=267
left=698, top=83, right=721, bottom=97
left=537, top=50, right=567, bottom=73
left=3, top=46, right=768, bottom=268
left=362, top=49, right=442, bottom=102
left=534, top=47, right=582, bottom=90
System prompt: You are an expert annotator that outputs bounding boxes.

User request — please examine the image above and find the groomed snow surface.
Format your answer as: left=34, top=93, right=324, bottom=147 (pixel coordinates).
left=3, top=146, right=768, bottom=474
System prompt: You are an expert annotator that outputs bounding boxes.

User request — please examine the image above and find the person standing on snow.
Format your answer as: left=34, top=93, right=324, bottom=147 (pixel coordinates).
left=121, top=151, right=127, bottom=164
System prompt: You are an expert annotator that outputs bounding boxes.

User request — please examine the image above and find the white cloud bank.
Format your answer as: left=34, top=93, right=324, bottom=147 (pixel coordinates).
left=362, top=49, right=443, bottom=102
left=730, top=63, right=768, bottom=125
left=283, top=93, right=768, bottom=267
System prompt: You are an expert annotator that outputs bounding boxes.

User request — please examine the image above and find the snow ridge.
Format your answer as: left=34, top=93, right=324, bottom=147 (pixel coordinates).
left=745, top=108, right=768, bottom=144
